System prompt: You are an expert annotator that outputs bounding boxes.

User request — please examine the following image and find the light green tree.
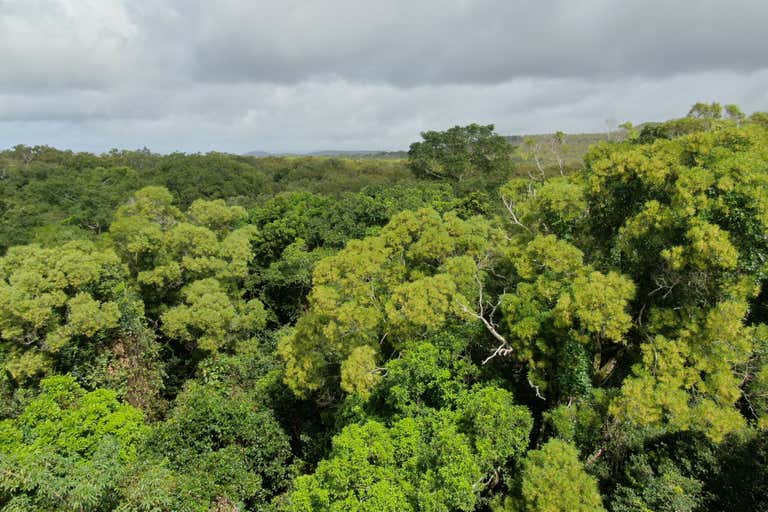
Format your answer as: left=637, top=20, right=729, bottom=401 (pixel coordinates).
left=287, top=387, right=532, bottom=512
left=0, top=375, right=148, bottom=510
left=518, top=439, right=605, bottom=512
left=109, top=186, right=255, bottom=293
left=109, top=187, right=267, bottom=354
left=583, top=120, right=768, bottom=440
left=278, top=208, right=496, bottom=398
left=0, top=241, right=124, bottom=380
left=160, top=278, right=267, bottom=353
left=495, top=235, right=635, bottom=400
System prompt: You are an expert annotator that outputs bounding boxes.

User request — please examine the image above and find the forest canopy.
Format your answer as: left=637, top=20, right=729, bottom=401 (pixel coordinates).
left=1, top=104, right=768, bottom=511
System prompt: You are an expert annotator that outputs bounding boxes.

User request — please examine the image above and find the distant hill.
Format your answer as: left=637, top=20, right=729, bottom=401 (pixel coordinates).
left=506, top=131, right=620, bottom=163
left=244, top=149, right=407, bottom=159
left=245, top=131, right=620, bottom=164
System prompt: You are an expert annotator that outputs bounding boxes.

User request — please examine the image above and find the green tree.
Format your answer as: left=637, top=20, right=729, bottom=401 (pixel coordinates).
left=0, top=375, right=148, bottom=510
left=160, top=277, right=267, bottom=353
left=611, top=456, right=704, bottom=512
left=287, top=392, right=532, bottom=512
left=583, top=121, right=768, bottom=441
left=709, top=430, right=768, bottom=511
left=0, top=159, right=140, bottom=251
left=688, top=102, right=723, bottom=119
left=110, top=187, right=255, bottom=291
left=255, top=238, right=334, bottom=322
left=495, top=235, right=635, bottom=400
left=109, top=187, right=267, bottom=357
left=408, top=124, right=513, bottom=186
left=278, top=208, right=495, bottom=398
left=0, top=241, right=125, bottom=380
left=518, top=439, right=605, bottom=512
left=373, top=334, right=478, bottom=417
left=144, top=382, right=293, bottom=510
left=499, top=175, right=587, bottom=240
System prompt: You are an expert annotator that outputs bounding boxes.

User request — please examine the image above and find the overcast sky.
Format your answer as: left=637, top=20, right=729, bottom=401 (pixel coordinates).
left=0, top=0, right=766, bottom=154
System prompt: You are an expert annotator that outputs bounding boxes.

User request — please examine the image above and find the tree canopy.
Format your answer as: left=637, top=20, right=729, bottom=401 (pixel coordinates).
left=1, top=104, right=768, bottom=511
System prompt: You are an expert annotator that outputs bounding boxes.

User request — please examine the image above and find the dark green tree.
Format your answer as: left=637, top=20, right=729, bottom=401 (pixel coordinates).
left=408, top=124, right=514, bottom=187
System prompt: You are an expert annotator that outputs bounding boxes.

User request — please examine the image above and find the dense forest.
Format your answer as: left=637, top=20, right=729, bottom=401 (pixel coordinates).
left=1, top=103, right=767, bottom=511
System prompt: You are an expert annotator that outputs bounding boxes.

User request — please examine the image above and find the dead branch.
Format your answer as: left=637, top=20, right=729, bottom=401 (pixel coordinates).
left=528, top=378, right=546, bottom=400
left=501, top=195, right=531, bottom=232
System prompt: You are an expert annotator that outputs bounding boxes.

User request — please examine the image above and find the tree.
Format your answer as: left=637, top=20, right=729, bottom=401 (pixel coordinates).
left=373, top=334, right=478, bottom=416
left=147, top=152, right=270, bottom=208
left=582, top=121, right=768, bottom=441
left=519, top=132, right=569, bottom=179
left=518, top=439, right=605, bottom=512
left=0, top=375, right=148, bottom=510
left=0, top=160, right=140, bottom=252
left=611, top=301, right=752, bottom=442
left=750, top=111, right=768, bottom=128
left=456, top=386, right=533, bottom=474
left=256, top=239, right=334, bottom=322
left=144, top=382, right=293, bottom=510
left=160, top=277, right=267, bottom=353
left=494, top=235, right=635, bottom=400
left=278, top=208, right=496, bottom=399
left=287, top=389, right=532, bottom=512
left=109, top=187, right=255, bottom=292
left=0, top=241, right=126, bottom=381
left=687, top=102, right=723, bottom=119
left=709, top=430, right=768, bottom=511
left=724, top=104, right=745, bottom=123
left=408, top=124, right=513, bottom=186
left=109, top=187, right=267, bottom=357
left=611, top=455, right=705, bottom=512
left=499, top=175, right=587, bottom=239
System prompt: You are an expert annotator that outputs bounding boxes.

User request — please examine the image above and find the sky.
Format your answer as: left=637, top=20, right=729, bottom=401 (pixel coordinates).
left=0, top=0, right=766, bottom=154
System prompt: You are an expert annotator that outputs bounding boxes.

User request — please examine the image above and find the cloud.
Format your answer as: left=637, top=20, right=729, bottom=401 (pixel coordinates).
left=3, top=70, right=766, bottom=153
left=0, top=0, right=766, bottom=152
left=188, top=0, right=768, bottom=85
left=0, top=0, right=144, bottom=91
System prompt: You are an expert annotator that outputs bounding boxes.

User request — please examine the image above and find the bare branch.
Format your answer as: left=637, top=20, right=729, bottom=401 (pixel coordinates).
left=585, top=447, right=604, bottom=467
left=531, top=142, right=545, bottom=178
left=457, top=272, right=514, bottom=365
left=501, top=195, right=531, bottom=232
left=458, top=300, right=510, bottom=353
left=459, top=272, right=547, bottom=400
left=548, top=135, right=566, bottom=176
left=528, top=378, right=546, bottom=400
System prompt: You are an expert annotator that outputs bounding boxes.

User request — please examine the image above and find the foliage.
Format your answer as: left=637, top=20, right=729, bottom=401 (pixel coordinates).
left=517, top=439, right=605, bottom=512
left=160, top=277, right=267, bottom=353
left=1, top=105, right=768, bottom=511
left=278, top=207, right=494, bottom=398
left=708, top=430, right=768, bottom=511
left=145, top=382, right=293, bottom=510
left=287, top=389, right=532, bottom=512
left=583, top=122, right=768, bottom=440
left=496, top=235, right=635, bottom=399
left=0, top=241, right=125, bottom=380
left=0, top=375, right=148, bottom=510
left=408, top=124, right=514, bottom=190
left=374, top=335, right=478, bottom=416
left=287, top=414, right=480, bottom=512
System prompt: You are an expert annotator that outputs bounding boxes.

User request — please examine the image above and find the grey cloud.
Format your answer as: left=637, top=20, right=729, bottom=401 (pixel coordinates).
left=3, top=0, right=767, bottom=92
left=0, top=0, right=147, bottom=92
left=0, top=1, right=766, bottom=153
left=188, top=0, right=768, bottom=85
left=3, top=70, right=767, bottom=154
